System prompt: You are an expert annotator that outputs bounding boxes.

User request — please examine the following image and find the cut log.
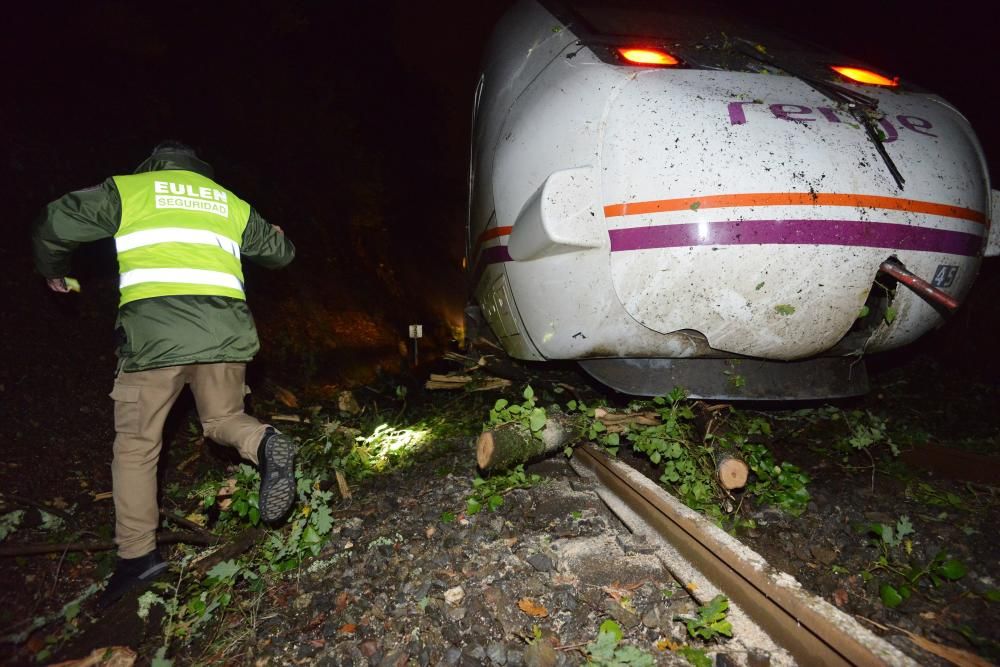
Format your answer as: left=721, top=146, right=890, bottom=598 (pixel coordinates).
left=716, top=455, right=750, bottom=490
left=477, top=412, right=585, bottom=471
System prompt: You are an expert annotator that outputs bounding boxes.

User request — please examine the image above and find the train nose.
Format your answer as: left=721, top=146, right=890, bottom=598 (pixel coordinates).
left=598, top=71, right=987, bottom=359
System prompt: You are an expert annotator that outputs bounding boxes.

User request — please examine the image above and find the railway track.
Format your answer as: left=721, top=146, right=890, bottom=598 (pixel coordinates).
left=569, top=444, right=917, bottom=667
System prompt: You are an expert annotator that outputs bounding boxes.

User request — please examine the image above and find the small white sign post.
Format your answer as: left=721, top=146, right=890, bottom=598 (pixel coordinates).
left=408, top=324, right=423, bottom=365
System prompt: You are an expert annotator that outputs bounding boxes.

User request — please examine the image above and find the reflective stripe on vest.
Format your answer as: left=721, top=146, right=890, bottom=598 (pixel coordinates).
left=112, top=171, right=251, bottom=305
left=119, top=268, right=244, bottom=292
left=115, top=227, right=241, bottom=258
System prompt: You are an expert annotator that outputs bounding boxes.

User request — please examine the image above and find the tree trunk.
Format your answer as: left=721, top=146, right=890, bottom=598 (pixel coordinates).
left=477, top=412, right=585, bottom=471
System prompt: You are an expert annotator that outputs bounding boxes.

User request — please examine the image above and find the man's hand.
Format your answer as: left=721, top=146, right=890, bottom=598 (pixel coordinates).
left=46, top=277, right=70, bottom=293
left=271, top=224, right=284, bottom=235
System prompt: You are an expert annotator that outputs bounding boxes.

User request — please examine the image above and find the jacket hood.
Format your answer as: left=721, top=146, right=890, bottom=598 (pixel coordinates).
left=134, top=149, right=215, bottom=179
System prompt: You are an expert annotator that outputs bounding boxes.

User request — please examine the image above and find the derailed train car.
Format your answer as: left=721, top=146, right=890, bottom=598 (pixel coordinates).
left=467, top=0, right=1000, bottom=399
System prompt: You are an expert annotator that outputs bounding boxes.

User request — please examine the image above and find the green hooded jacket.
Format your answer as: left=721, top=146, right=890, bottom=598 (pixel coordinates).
left=32, top=147, right=295, bottom=373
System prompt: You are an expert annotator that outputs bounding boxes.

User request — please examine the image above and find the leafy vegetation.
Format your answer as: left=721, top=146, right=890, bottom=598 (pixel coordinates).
left=675, top=595, right=732, bottom=641
left=585, top=619, right=655, bottom=666
left=467, top=464, right=542, bottom=515
left=488, top=386, right=547, bottom=435
left=857, top=515, right=967, bottom=607
left=553, top=389, right=810, bottom=521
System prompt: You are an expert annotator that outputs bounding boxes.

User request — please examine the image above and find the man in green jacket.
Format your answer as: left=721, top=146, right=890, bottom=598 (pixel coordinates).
left=33, top=141, right=297, bottom=607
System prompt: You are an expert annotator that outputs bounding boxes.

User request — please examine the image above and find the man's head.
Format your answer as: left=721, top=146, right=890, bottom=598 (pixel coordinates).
left=135, top=140, right=214, bottom=177
left=151, top=140, right=199, bottom=157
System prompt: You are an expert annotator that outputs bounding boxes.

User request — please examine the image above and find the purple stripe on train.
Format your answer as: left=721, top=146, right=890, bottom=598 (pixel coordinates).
left=479, top=245, right=513, bottom=264
left=608, top=219, right=983, bottom=257
left=472, top=244, right=514, bottom=279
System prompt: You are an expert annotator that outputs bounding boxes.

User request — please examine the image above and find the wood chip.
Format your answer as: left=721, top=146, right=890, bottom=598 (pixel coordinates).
left=468, top=377, right=512, bottom=392
left=335, top=469, right=352, bottom=501
left=270, top=414, right=302, bottom=423
left=273, top=386, right=299, bottom=408
left=49, top=646, right=137, bottom=667
left=517, top=597, right=549, bottom=617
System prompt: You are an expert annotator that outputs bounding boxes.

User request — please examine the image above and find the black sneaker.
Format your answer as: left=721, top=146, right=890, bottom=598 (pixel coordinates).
left=96, top=550, right=168, bottom=609
left=258, top=428, right=297, bottom=525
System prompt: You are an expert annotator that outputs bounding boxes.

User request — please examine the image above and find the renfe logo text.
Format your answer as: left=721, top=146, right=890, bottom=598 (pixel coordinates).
left=727, top=101, right=935, bottom=142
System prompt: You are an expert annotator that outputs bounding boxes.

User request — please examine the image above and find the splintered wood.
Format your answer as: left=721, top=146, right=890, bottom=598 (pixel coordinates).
left=424, top=350, right=512, bottom=391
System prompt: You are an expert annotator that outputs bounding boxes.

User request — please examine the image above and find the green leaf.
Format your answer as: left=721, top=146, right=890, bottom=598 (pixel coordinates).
left=678, top=646, right=711, bottom=667
left=937, top=558, right=967, bottom=580
left=755, top=281, right=765, bottom=290
left=879, top=583, right=903, bottom=608
left=523, top=386, right=535, bottom=401
left=710, top=620, right=733, bottom=637
left=487, top=495, right=504, bottom=511
left=884, top=306, right=897, bottom=324
left=774, top=304, right=796, bottom=316
left=494, top=399, right=509, bottom=411
left=206, top=559, right=241, bottom=581
left=689, top=201, right=701, bottom=211
left=440, top=511, right=455, bottom=523
left=895, top=515, right=914, bottom=540
left=598, top=619, right=623, bottom=642
left=567, top=400, right=578, bottom=411
left=983, top=589, right=1000, bottom=602
left=302, top=525, right=321, bottom=545
left=466, top=498, right=482, bottom=515
left=311, top=505, right=334, bottom=535
left=857, top=305, right=870, bottom=318
left=529, top=408, right=547, bottom=432
left=563, top=446, right=574, bottom=458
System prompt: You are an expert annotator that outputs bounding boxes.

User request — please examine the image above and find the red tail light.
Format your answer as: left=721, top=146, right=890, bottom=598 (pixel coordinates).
left=617, top=48, right=679, bottom=67
left=830, top=66, right=898, bottom=87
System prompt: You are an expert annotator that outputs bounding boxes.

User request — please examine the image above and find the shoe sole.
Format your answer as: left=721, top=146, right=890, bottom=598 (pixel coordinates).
left=260, top=434, right=296, bottom=524
left=139, top=561, right=169, bottom=580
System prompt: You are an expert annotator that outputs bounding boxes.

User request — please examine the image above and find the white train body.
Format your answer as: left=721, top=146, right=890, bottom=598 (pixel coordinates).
left=468, top=0, right=997, bottom=398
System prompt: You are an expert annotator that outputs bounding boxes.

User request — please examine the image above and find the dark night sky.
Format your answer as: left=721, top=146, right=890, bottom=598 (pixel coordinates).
left=3, top=1, right=996, bottom=332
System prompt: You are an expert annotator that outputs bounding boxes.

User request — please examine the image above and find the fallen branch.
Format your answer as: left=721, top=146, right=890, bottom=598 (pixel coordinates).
left=468, top=377, right=512, bottom=392
left=159, top=509, right=215, bottom=539
left=0, top=531, right=215, bottom=557
left=190, top=527, right=264, bottom=576
left=425, top=374, right=473, bottom=390
left=0, top=493, right=75, bottom=523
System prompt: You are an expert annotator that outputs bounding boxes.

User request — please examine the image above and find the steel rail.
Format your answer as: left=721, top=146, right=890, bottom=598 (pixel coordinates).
left=573, top=444, right=905, bottom=666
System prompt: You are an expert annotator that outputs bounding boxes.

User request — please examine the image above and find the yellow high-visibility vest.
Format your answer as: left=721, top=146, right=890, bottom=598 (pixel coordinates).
left=112, top=171, right=251, bottom=305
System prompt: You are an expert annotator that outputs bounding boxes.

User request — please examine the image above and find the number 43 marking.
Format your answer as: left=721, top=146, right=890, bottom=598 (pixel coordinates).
left=932, top=265, right=958, bottom=288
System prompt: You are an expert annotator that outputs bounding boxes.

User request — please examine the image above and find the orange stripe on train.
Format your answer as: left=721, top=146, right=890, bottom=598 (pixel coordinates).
left=603, top=193, right=985, bottom=224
